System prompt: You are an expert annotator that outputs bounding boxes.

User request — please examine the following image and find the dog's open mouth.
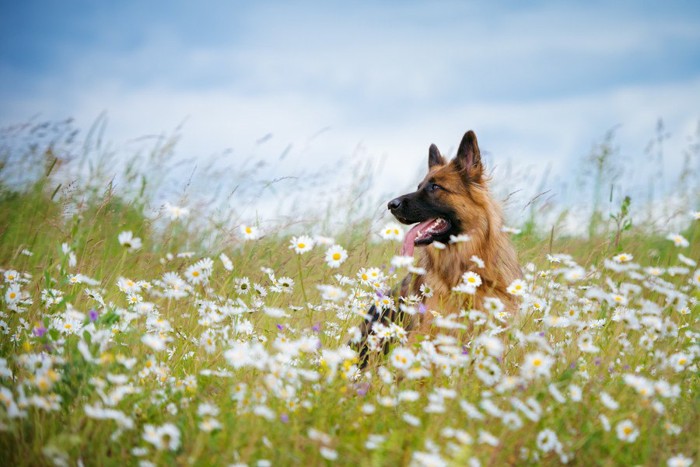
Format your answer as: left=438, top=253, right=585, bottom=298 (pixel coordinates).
left=401, top=218, right=452, bottom=256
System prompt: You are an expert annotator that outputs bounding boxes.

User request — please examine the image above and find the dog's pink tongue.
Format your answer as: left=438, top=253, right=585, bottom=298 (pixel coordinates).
left=401, top=219, right=435, bottom=256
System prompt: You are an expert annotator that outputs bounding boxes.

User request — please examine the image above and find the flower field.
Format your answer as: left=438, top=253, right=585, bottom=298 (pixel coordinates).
left=0, top=162, right=698, bottom=466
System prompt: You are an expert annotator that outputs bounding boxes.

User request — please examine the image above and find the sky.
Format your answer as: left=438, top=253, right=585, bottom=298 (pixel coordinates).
left=1, top=1, right=699, bottom=230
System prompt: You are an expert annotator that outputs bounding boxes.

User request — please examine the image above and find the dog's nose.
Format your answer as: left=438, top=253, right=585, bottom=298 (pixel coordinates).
left=388, top=198, right=402, bottom=211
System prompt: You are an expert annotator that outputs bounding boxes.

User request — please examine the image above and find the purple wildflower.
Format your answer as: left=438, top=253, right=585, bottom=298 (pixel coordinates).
left=355, top=382, right=370, bottom=396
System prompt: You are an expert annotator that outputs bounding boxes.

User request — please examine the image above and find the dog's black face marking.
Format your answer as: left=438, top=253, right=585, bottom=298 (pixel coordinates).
left=387, top=183, right=463, bottom=245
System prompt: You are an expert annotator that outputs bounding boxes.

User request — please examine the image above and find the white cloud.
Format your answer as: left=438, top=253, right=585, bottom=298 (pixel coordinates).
left=1, top=2, right=698, bottom=230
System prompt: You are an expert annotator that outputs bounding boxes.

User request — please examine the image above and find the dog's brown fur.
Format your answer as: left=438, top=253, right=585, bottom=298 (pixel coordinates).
left=412, top=139, right=521, bottom=328
left=355, top=130, right=520, bottom=363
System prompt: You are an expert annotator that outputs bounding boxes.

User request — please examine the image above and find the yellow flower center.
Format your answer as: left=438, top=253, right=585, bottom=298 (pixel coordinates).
left=332, top=253, right=341, bottom=261
left=532, top=358, right=542, bottom=367
left=37, top=378, right=50, bottom=391
left=245, top=227, right=252, bottom=234
left=297, top=243, right=306, bottom=249
left=192, top=271, right=200, bottom=277
left=623, top=426, right=633, bottom=435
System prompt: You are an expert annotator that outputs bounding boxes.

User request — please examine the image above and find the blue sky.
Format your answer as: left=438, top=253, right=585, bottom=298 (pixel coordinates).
left=1, top=1, right=699, bottom=227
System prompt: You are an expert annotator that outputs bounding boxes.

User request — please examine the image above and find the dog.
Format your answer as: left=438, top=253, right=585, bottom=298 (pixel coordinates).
left=354, top=130, right=521, bottom=366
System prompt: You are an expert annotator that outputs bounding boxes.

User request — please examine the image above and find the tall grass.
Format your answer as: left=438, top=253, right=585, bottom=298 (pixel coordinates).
left=0, top=121, right=698, bottom=466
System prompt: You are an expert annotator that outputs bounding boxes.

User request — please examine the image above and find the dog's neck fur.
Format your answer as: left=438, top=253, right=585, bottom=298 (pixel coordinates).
left=417, top=189, right=521, bottom=312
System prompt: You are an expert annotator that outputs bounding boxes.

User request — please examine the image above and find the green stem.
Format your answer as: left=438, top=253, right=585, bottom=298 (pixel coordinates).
left=296, top=254, right=309, bottom=311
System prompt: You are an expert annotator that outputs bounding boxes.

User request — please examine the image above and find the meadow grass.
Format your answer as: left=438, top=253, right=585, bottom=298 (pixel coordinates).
left=0, top=137, right=698, bottom=466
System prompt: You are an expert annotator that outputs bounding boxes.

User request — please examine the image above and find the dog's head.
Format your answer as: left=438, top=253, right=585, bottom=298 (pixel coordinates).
left=389, top=130, right=487, bottom=254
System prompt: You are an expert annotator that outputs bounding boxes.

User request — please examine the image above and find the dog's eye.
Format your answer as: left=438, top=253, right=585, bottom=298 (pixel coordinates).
left=427, top=183, right=441, bottom=192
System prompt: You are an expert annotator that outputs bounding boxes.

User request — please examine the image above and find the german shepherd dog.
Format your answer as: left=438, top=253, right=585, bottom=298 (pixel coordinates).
left=354, top=130, right=521, bottom=366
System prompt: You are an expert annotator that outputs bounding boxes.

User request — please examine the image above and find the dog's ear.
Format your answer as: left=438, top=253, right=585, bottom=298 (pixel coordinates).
left=428, top=144, right=446, bottom=169
left=455, top=130, right=483, bottom=181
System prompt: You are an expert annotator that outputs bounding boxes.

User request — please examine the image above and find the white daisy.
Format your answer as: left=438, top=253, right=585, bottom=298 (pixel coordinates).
left=143, top=423, right=181, bottom=451
left=667, top=454, right=693, bottom=467
left=219, top=253, right=234, bottom=271
left=325, top=244, right=348, bottom=268
left=615, top=419, right=639, bottom=442
left=118, top=231, right=142, bottom=251
left=290, top=235, right=314, bottom=254
left=507, top=279, right=527, bottom=296
left=536, top=428, right=559, bottom=453
left=666, top=233, right=689, bottom=248
left=462, top=271, right=483, bottom=288
left=521, top=352, right=554, bottom=379
left=391, top=347, right=415, bottom=370
left=379, top=222, right=404, bottom=241
left=240, top=224, right=261, bottom=240
left=164, top=202, right=189, bottom=220
left=612, top=253, right=633, bottom=263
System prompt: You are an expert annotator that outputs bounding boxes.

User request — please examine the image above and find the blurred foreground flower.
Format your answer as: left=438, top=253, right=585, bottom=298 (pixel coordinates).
left=380, top=222, right=404, bottom=241
left=164, top=202, right=189, bottom=220
left=118, top=231, right=142, bottom=251
left=666, top=233, right=689, bottom=248
left=143, top=423, right=181, bottom=451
